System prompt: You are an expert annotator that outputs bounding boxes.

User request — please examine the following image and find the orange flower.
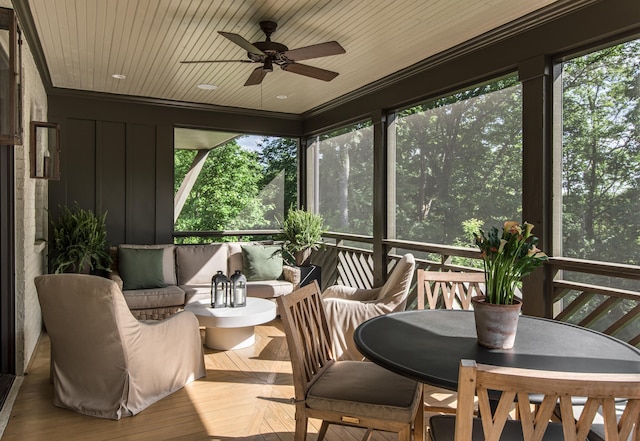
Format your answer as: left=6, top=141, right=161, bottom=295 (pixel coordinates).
left=503, top=221, right=521, bottom=235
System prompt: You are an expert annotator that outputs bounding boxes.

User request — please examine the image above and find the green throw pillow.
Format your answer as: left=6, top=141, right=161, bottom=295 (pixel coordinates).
left=118, top=247, right=166, bottom=290
left=241, top=245, right=283, bottom=281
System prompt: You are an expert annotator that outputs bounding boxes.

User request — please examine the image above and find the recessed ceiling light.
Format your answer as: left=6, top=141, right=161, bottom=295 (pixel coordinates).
left=111, top=74, right=126, bottom=80
left=276, top=95, right=288, bottom=100
left=197, top=83, right=218, bottom=90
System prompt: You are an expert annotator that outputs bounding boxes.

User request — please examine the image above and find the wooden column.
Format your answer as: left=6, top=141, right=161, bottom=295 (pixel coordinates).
left=372, top=110, right=389, bottom=286
left=519, top=55, right=553, bottom=318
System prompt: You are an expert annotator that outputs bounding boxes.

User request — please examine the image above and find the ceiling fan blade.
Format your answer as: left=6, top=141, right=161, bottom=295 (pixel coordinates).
left=180, top=59, right=255, bottom=64
left=219, top=31, right=265, bottom=56
left=244, top=67, right=267, bottom=86
left=284, top=41, right=345, bottom=61
left=282, top=63, right=339, bottom=81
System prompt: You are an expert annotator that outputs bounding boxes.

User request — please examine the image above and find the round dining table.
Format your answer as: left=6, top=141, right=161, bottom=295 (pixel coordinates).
left=353, top=309, right=640, bottom=390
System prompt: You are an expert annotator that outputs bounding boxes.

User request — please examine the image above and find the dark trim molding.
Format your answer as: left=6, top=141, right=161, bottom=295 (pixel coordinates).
left=12, top=0, right=52, bottom=91
left=47, top=87, right=302, bottom=121
left=0, top=145, right=15, bottom=375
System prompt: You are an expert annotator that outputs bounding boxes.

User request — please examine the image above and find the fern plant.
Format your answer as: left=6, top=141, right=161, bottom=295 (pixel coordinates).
left=49, top=203, right=113, bottom=274
left=279, top=207, right=325, bottom=266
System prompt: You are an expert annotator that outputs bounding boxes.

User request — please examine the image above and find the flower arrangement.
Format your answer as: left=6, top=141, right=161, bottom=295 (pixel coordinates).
left=473, top=221, right=547, bottom=305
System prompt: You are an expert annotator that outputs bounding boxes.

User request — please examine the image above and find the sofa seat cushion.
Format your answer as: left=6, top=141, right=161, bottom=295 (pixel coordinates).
left=181, top=280, right=293, bottom=304
left=246, top=280, right=293, bottom=299
left=182, top=285, right=211, bottom=305
left=122, top=285, right=185, bottom=310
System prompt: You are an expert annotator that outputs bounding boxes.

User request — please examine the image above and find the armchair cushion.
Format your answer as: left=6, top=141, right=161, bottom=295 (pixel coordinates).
left=322, top=298, right=390, bottom=360
left=322, top=254, right=416, bottom=360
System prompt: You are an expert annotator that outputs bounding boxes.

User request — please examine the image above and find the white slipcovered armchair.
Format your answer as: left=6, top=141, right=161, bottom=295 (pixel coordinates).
left=321, top=254, right=416, bottom=360
left=34, top=274, right=206, bottom=420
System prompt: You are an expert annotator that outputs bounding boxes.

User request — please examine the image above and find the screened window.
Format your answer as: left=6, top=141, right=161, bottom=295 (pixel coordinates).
left=307, top=122, right=373, bottom=235
left=174, top=128, right=297, bottom=241
left=392, top=75, right=523, bottom=247
left=559, top=38, right=640, bottom=267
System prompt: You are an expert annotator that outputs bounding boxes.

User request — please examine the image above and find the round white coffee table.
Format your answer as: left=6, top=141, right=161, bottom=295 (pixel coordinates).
left=184, top=297, right=277, bottom=350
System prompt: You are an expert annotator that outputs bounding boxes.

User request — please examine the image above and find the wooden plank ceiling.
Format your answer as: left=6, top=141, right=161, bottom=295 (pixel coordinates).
left=27, top=0, right=559, bottom=114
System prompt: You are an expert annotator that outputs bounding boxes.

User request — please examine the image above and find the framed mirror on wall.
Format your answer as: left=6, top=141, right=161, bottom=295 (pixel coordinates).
left=0, top=7, right=22, bottom=145
left=30, top=121, right=60, bottom=180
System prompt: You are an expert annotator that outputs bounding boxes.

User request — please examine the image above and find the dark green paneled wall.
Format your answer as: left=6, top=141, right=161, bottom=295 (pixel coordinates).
left=48, top=95, right=302, bottom=245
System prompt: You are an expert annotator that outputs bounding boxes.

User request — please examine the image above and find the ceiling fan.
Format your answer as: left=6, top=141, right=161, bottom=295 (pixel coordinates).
left=181, top=21, right=346, bottom=86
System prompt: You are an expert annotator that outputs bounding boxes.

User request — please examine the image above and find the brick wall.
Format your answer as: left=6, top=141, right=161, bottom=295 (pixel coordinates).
left=8, top=0, right=48, bottom=374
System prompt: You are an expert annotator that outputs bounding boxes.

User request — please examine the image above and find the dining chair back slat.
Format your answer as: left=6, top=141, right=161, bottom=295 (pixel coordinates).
left=278, top=281, right=334, bottom=398
left=416, top=270, right=485, bottom=310
left=431, top=359, right=640, bottom=441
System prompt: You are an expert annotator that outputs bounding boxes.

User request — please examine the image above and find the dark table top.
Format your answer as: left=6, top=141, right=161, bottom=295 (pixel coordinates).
left=354, top=309, right=640, bottom=390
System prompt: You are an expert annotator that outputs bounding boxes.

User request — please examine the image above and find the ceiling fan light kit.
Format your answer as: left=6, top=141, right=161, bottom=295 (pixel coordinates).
left=181, top=20, right=345, bottom=86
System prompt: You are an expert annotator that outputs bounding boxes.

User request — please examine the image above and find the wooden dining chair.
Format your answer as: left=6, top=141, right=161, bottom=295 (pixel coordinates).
left=416, top=270, right=485, bottom=311
left=429, top=359, right=640, bottom=441
left=416, top=270, right=485, bottom=415
left=277, top=281, right=424, bottom=441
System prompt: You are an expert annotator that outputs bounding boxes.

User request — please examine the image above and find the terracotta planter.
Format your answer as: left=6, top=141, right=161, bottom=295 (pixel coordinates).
left=294, top=249, right=312, bottom=267
left=471, top=295, right=522, bottom=350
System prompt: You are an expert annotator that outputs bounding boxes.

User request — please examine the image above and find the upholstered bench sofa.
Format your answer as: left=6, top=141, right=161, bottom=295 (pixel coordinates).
left=109, top=242, right=300, bottom=320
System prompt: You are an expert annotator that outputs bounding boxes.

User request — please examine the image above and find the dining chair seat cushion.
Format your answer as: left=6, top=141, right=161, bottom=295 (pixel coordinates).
left=306, top=360, right=422, bottom=423
left=429, top=415, right=566, bottom=441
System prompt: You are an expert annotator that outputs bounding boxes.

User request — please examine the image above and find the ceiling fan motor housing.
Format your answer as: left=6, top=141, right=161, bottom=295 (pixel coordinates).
left=248, top=40, right=289, bottom=62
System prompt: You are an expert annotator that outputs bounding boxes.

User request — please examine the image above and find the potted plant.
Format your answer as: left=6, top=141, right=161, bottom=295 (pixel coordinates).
left=471, top=221, right=547, bottom=349
left=49, top=203, right=113, bottom=274
left=279, top=207, right=325, bottom=267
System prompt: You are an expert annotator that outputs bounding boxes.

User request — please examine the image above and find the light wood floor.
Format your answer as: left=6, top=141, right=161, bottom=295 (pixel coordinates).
left=1, top=319, right=411, bottom=441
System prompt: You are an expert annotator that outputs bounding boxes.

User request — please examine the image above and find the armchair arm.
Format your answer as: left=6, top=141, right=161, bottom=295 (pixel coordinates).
left=109, top=273, right=124, bottom=291
left=108, top=246, right=124, bottom=290
left=124, top=311, right=206, bottom=414
left=282, top=265, right=301, bottom=288
left=322, top=284, right=382, bottom=302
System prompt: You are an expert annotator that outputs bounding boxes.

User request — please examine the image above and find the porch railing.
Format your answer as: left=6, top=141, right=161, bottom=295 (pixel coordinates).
left=548, top=257, right=640, bottom=347
left=315, top=232, right=640, bottom=348
left=173, top=230, right=640, bottom=348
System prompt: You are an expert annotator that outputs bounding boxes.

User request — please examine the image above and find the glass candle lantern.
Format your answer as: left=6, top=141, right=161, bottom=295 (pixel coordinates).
left=211, top=270, right=229, bottom=308
left=230, top=270, right=247, bottom=307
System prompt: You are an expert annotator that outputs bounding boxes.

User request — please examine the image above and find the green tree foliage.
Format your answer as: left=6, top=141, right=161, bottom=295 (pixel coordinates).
left=562, top=39, right=640, bottom=267
left=175, top=141, right=268, bottom=234
left=256, top=136, right=298, bottom=219
left=174, top=135, right=297, bottom=242
left=314, top=122, right=373, bottom=234
left=395, top=75, right=523, bottom=247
